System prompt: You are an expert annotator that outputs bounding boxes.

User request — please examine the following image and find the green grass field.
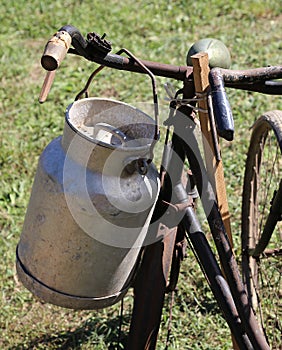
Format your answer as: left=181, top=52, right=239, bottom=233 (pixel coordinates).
left=1, top=1, right=281, bottom=349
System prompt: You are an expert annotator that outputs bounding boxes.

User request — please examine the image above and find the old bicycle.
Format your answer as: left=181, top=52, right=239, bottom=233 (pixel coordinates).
left=16, top=25, right=282, bottom=349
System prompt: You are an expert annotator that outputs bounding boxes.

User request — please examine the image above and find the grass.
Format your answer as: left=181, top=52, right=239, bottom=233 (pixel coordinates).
left=1, top=0, right=282, bottom=349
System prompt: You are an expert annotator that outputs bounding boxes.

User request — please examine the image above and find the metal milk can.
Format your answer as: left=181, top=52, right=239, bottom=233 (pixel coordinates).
left=16, top=97, right=160, bottom=309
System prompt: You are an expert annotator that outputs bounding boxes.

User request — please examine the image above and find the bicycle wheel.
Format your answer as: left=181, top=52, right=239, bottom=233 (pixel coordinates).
left=242, top=110, right=282, bottom=349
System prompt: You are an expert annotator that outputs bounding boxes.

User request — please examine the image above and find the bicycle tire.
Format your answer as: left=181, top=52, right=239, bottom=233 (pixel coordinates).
left=241, top=110, right=282, bottom=349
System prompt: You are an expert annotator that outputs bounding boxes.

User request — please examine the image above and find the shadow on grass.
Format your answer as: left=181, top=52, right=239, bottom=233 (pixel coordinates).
left=10, top=314, right=131, bottom=350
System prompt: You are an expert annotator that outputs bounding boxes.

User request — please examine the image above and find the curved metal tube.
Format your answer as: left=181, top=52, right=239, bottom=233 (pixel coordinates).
left=209, top=66, right=282, bottom=141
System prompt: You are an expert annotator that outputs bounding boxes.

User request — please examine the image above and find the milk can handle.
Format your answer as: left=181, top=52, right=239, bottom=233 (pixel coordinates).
left=94, top=123, right=150, bottom=175
left=93, top=122, right=128, bottom=145
left=75, top=48, right=160, bottom=162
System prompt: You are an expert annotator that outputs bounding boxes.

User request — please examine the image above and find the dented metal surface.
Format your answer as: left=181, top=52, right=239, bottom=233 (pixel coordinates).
left=16, top=98, right=160, bottom=309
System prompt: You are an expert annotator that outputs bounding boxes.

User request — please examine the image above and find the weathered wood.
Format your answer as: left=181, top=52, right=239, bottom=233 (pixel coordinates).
left=191, top=52, right=233, bottom=246
left=192, top=52, right=239, bottom=350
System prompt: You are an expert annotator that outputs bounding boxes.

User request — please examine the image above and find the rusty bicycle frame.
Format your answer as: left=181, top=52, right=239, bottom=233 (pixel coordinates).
left=39, top=25, right=282, bottom=350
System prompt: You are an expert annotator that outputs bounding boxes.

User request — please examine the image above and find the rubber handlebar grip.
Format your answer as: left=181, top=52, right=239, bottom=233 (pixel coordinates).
left=209, top=68, right=234, bottom=141
left=41, top=30, right=72, bottom=71
left=211, top=89, right=234, bottom=141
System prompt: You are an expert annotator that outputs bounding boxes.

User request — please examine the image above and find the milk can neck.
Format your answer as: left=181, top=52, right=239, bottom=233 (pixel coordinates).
left=62, top=98, right=156, bottom=174
left=61, top=121, right=152, bottom=176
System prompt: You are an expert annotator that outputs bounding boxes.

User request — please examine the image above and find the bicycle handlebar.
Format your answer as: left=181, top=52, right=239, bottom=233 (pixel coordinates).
left=41, top=25, right=282, bottom=141
left=41, top=25, right=282, bottom=90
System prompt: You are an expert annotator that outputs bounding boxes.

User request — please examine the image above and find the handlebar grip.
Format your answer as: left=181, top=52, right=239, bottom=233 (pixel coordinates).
left=211, top=89, right=234, bottom=141
left=209, top=68, right=234, bottom=141
left=41, top=30, right=72, bottom=71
